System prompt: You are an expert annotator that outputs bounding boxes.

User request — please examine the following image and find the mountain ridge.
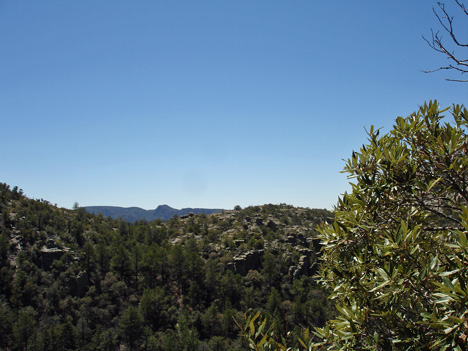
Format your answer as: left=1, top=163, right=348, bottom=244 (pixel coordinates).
left=84, top=204, right=224, bottom=222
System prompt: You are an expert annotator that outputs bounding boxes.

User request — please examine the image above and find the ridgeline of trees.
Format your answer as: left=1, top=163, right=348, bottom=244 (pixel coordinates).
left=0, top=184, right=334, bottom=351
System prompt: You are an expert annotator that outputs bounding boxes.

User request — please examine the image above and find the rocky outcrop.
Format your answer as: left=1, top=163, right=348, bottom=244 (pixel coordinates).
left=229, top=249, right=264, bottom=276
left=229, top=246, right=317, bottom=280
left=242, top=216, right=281, bottom=232
left=37, top=239, right=72, bottom=270
left=290, top=248, right=316, bottom=280
left=283, top=233, right=307, bottom=246
left=180, top=212, right=195, bottom=219
left=39, top=247, right=71, bottom=270
left=266, top=219, right=279, bottom=231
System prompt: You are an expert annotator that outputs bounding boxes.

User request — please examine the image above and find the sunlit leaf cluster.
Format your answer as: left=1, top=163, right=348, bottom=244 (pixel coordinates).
left=317, top=101, right=468, bottom=350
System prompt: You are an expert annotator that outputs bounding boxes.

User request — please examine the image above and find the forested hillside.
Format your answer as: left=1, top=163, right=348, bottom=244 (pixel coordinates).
left=0, top=182, right=334, bottom=350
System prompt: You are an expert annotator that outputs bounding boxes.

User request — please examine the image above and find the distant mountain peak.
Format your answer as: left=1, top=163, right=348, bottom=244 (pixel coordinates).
left=85, top=204, right=223, bottom=222
left=154, top=204, right=174, bottom=210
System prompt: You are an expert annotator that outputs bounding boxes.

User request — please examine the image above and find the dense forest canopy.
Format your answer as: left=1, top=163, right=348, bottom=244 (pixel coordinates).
left=0, top=183, right=334, bottom=350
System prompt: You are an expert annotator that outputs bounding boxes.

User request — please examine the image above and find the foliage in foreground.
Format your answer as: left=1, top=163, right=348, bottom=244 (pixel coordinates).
left=236, top=310, right=317, bottom=351
left=318, top=101, right=468, bottom=350
left=241, top=101, right=468, bottom=350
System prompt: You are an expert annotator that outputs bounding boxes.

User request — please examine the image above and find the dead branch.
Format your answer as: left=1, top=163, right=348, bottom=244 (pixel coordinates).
left=423, top=1, right=468, bottom=82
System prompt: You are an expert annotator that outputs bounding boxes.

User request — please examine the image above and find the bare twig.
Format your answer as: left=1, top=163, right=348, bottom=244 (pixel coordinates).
left=423, top=1, right=468, bottom=81
left=455, top=0, right=468, bottom=16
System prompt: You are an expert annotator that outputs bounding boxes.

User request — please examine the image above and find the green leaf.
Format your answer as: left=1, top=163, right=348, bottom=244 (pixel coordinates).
left=257, top=333, right=269, bottom=349
left=427, top=177, right=443, bottom=192
left=369, top=279, right=391, bottom=292
left=440, top=269, right=460, bottom=277
left=430, top=255, right=439, bottom=270
left=249, top=311, right=261, bottom=335
left=457, top=231, right=467, bottom=249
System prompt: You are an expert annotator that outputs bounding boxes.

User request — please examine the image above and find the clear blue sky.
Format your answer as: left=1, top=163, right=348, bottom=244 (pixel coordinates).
left=1, top=1, right=467, bottom=210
